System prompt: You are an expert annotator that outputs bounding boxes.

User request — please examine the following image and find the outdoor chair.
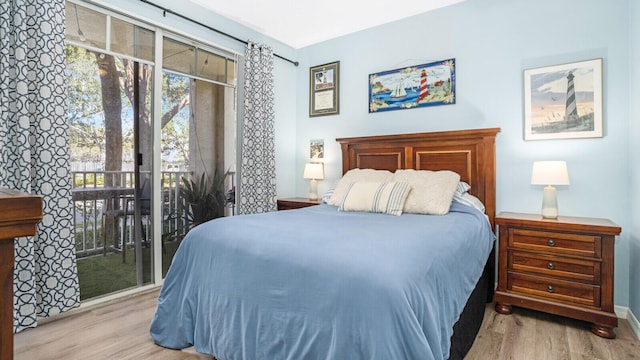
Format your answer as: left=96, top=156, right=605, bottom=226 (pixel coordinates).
left=103, top=178, right=151, bottom=263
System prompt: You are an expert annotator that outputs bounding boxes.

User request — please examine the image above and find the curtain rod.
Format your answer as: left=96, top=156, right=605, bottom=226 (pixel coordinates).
left=138, top=0, right=299, bottom=66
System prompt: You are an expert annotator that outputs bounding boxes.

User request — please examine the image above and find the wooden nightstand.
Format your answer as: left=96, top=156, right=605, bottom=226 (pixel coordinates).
left=277, top=197, right=322, bottom=211
left=494, top=212, right=621, bottom=339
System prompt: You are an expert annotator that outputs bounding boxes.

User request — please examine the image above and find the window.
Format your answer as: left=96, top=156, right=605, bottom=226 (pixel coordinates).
left=162, top=36, right=236, bottom=85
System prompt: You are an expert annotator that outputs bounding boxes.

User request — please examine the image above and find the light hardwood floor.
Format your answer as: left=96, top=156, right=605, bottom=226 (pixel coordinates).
left=14, top=289, right=639, bottom=359
left=466, top=305, right=639, bottom=360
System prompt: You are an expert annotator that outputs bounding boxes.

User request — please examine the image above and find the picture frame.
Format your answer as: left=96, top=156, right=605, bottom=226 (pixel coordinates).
left=310, top=139, right=324, bottom=160
left=309, top=61, right=339, bottom=117
left=368, top=58, right=455, bottom=113
left=523, top=58, right=603, bottom=140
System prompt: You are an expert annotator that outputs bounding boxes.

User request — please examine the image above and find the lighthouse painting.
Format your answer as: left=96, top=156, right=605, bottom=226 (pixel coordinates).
left=368, top=58, right=455, bottom=113
left=524, top=58, right=603, bottom=140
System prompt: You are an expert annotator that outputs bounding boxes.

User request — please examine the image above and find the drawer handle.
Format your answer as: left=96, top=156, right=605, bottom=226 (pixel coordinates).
left=547, top=262, right=555, bottom=270
left=548, top=239, right=556, bottom=247
left=547, top=285, right=554, bottom=293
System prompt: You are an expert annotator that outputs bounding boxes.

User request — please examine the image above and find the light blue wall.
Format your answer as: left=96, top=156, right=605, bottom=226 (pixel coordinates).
left=294, top=0, right=632, bottom=307
left=99, top=0, right=299, bottom=197
left=629, top=0, right=640, bottom=318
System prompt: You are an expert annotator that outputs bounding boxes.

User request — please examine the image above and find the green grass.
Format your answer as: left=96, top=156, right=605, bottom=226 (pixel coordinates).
left=76, top=241, right=180, bottom=300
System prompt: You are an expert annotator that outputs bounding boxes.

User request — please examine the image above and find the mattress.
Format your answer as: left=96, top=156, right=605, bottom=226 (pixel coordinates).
left=150, top=202, right=494, bottom=359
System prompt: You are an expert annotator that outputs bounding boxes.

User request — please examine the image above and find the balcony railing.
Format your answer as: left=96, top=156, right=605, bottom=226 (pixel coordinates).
left=72, top=171, right=191, bottom=258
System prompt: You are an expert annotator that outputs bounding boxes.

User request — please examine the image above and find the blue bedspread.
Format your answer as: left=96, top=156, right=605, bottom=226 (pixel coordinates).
left=150, top=202, right=494, bottom=360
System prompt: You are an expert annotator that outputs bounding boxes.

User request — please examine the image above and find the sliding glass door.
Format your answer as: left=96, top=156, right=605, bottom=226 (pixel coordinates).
left=66, top=1, right=238, bottom=300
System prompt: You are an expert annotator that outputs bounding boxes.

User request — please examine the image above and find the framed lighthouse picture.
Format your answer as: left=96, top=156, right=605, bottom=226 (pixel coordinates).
left=368, top=58, right=456, bottom=113
left=523, top=58, right=603, bottom=140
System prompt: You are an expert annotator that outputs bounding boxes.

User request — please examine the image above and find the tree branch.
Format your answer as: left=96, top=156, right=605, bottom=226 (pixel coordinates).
left=161, top=96, right=190, bottom=128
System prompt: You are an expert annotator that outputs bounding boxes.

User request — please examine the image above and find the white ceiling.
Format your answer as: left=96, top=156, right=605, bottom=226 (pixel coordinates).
left=189, top=0, right=465, bottom=49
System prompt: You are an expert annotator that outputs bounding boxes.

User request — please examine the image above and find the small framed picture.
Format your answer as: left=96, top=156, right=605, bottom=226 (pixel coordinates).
left=310, top=139, right=324, bottom=160
left=309, top=61, right=339, bottom=117
left=523, top=58, right=603, bottom=140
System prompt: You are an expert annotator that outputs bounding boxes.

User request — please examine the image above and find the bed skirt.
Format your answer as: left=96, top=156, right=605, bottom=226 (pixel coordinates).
left=448, top=249, right=493, bottom=360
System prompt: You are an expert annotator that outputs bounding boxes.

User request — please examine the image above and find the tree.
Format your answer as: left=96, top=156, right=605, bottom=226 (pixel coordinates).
left=161, top=73, right=191, bottom=166
left=119, top=60, right=191, bottom=176
left=66, top=44, right=192, bottom=179
left=95, top=53, right=123, bottom=187
left=66, top=46, right=107, bottom=167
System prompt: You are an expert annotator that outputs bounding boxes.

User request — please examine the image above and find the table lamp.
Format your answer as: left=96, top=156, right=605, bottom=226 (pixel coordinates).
left=531, top=161, right=570, bottom=219
left=303, top=163, right=324, bottom=200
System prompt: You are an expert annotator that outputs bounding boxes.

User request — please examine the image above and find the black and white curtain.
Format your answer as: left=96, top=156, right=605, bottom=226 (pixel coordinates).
left=0, top=0, right=80, bottom=332
left=238, top=41, right=277, bottom=214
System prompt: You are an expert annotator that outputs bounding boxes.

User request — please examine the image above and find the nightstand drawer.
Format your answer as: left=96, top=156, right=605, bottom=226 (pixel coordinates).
left=509, top=251, right=600, bottom=283
left=509, top=229, right=601, bottom=258
left=508, top=272, right=600, bottom=307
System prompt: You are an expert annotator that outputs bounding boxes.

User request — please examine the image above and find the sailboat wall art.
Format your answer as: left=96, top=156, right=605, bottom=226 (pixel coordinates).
left=368, top=58, right=456, bottom=113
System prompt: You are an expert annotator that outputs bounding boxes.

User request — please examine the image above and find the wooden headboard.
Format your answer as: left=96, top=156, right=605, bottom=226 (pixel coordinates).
left=337, top=128, right=500, bottom=228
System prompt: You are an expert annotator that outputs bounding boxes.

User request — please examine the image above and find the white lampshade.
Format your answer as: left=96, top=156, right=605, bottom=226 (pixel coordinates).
left=531, top=161, right=570, bottom=219
left=303, top=163, right=323, bottom=201
left=303, top=163, right=324, bottom=180
left=531, top=161, right=570, bottom=186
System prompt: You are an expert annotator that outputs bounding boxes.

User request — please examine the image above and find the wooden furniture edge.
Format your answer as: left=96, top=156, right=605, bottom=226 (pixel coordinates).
left=0, top=188, right=43, bottom=360
left=496, top=212, right=621, bottom=236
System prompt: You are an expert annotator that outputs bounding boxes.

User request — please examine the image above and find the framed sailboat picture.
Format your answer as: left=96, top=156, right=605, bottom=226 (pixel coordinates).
left=368, top=58, right=455, bottom=113
left=523, top=58, right=603, bottom=140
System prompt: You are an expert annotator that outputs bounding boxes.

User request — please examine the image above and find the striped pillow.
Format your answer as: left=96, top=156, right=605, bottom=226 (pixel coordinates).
left=455, top=181, right=471, bottom=196
left=322, top=181, right=338, bottom=203
left=339, top=182, right=411, bottom=216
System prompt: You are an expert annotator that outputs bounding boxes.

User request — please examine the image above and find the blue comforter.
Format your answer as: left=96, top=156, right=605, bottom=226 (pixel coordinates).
left=150, top=202, right=494, bottom=360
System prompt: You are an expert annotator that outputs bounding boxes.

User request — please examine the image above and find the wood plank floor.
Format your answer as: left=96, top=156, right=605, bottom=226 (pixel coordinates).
left=14, top=289, right=639, bottom=359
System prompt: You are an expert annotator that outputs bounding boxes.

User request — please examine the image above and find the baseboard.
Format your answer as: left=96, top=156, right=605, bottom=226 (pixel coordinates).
left=615, top=305, right=640, bottom=340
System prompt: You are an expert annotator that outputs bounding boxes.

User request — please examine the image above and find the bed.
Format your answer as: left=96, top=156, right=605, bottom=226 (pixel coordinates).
left=151, top=127, right=500, bottom=360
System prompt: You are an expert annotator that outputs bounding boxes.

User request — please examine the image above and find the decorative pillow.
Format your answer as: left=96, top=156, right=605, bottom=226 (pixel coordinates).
left=392, top=169, right=460, bottom=215
left=339, top=182, right=411, bottom=216
left=322, top=181, right=338, bottom=203
left=327, top=168, right=394, bottom=206
left=455, top=181, right=471, bottom=197
left=453, top=192, right=486, bottom=213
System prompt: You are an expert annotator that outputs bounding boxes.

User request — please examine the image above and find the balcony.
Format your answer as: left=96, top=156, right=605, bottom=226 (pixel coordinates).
left=72, top=170, right=190, bottom=259
left=72, top=170, right=190, bottom=299
left=72, top=169, right=234, bottom=299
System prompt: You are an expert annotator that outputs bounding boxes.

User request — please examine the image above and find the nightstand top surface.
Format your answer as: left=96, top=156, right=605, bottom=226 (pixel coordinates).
left=496, top=211, right=621, bottom=235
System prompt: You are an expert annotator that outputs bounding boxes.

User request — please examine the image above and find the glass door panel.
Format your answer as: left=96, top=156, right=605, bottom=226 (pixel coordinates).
left=160, top=71, right=236, bottom=277
left=67, top=44, right=154, bottom=300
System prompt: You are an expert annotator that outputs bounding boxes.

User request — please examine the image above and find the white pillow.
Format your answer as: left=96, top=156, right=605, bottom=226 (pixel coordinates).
left=339, top=182, right=411, bottom=216
left=392, top=169, right=460, bottom=215
left=327, top=169, right=394, bottom=206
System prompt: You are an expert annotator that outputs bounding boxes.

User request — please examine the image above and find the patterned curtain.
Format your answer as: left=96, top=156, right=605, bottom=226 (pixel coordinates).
left=238, top=42, right=277, bottom=214
left=0, top=0, right=80, bottom=332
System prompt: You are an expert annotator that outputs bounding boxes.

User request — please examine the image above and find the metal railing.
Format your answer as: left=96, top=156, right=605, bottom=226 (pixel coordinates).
left=72, top=170, right=191, bottom=258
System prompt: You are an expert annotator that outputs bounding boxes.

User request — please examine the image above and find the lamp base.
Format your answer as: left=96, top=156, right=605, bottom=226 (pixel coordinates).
left=308, top=179, right=318, bottom=200
left=541, top=185, right=559, bottom=219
